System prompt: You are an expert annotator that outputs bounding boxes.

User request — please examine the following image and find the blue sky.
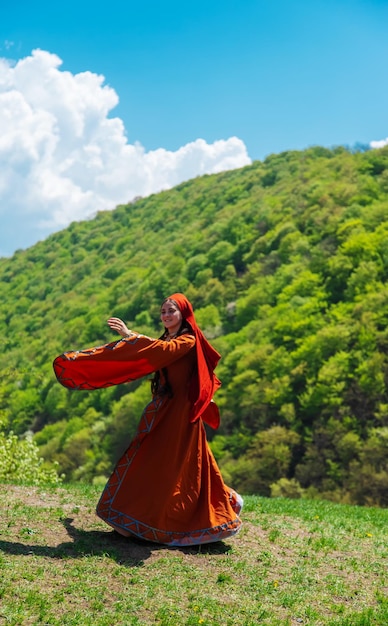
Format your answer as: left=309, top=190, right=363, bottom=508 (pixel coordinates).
left=1, top=0, right=388, bottom=255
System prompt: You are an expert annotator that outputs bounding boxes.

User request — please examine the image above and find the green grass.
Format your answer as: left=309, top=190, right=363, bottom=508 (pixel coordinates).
left=0, top=483, right=387, bottom=625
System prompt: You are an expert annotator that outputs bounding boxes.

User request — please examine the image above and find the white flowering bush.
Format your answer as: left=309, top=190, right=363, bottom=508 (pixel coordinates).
left=0, top=424, right=62, bottom=485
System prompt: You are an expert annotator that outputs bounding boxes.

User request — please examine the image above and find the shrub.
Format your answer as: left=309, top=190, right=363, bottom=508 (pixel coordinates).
left=0, top=424, right=61, bottom=485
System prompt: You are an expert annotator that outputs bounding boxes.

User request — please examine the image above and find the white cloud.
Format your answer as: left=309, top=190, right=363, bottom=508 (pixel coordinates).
left=370, top=138, right=388, bottom=149
left=0, top=49, right=251, bottom=256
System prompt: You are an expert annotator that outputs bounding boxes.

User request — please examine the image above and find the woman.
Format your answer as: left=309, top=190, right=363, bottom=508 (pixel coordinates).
left=53, top=293, right=243, bottom=546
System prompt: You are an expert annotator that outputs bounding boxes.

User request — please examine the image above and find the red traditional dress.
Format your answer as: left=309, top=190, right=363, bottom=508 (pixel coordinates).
left=53, top=294, right=242, bottom=546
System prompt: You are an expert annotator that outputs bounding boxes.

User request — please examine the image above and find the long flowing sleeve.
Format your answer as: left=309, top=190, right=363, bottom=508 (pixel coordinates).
left=53, top=334, right=196, bottom=390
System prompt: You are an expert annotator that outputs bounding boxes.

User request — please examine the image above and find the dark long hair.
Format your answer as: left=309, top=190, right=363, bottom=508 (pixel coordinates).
left=151, top=318, right=193, bottom=397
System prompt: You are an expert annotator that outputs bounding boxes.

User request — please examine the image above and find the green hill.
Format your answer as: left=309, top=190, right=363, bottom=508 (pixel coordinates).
left=0, top=483, right=386, bottom=625
left=1, top=145, right=388, bottom=505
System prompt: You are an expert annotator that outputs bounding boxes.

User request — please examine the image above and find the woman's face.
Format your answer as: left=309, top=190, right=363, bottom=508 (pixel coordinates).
left=160, top=300, right=182, bottom=335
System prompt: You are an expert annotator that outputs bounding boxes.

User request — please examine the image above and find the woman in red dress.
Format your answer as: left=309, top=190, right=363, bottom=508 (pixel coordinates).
left=54, top=293, right=243, bottom=546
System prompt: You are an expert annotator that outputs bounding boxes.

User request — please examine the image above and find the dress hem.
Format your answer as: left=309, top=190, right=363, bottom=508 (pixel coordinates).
left=96, top=506, right=242, bottom=546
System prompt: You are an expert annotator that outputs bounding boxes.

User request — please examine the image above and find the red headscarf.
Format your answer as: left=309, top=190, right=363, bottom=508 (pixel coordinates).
left=167, top=293, right=221, bottom=429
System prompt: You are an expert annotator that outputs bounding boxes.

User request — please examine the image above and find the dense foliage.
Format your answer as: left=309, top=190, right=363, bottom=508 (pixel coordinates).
left=1, top=145, right=388, bottom=505
left=0, top=419, right=61, bottom=485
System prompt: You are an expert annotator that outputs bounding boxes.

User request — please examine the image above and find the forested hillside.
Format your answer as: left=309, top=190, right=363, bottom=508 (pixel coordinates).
left=1, top=145, right=387, bottom=505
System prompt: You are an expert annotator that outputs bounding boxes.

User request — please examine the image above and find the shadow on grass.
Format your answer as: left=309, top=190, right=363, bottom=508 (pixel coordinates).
left=0, top=517, right=232, bottom=567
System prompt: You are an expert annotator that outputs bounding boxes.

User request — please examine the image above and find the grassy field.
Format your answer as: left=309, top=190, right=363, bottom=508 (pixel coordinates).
left=0, top=483, right=386, bottom=626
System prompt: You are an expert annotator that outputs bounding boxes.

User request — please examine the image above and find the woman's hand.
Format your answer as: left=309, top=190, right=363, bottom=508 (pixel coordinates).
left=107, top=317, right=131, bottom=337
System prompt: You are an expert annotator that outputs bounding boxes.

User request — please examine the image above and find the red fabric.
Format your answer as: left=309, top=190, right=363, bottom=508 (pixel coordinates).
left=53, top=334, right=192, bottom=390
left=95, top=336, right=242, bottom=545
left=167, top=293, right=221, bottom=428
